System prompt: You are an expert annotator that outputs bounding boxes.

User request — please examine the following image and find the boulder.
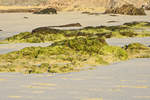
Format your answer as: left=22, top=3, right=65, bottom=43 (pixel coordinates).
left=105, top=4, right=146, bottom=15
left=33, top=8, right=57, bottom=14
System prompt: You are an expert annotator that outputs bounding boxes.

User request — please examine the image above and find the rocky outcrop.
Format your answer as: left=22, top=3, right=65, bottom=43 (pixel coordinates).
left=105, top=4, right=146, bottom=15
left=33, top=8, right=57, bottom=14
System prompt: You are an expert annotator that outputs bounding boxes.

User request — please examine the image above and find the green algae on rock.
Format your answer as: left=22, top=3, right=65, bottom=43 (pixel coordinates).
left=0, top=36, right=150, bottom=74
left=2, top=21, right=150, bottom=44
left=0, top=37, right=129, bottom=74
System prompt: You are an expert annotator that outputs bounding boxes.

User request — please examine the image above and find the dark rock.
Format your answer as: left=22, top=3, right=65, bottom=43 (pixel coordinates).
left=32, top=23, right=82, bottom=34
left=105, top=4, right=146, bottom=15
left=107, top=21, right=118, bottom=23
left=82, top=12, right=91, bottom=14
left=33, top=8, right=57, bottom=14
left=96, top=33, right=112, bottom=38
left=110, top=14, right=118, bottom=16
left=50, top=23, right=82, bottom=27
left=24, top=17, right=28, bottom=19
left=124, top=21, right=150, bottom=27
left=82, top=12, right=101, bottom=15
left=32, top=27, right=61, bottom=34
left=124, top=21, right=140, bottom=26
left=0, top=29, right=2, bottom=31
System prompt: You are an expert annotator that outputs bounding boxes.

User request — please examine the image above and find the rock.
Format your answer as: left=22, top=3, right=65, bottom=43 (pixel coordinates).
left=32, top=27, right=61, bottom=34
left=110, top=14, right=118, bottom=16
left=107, top=21, right=118, bottom=23
left=24, top=17, right=28, bottom=19
left=82, top=12, right=101, bottom=15
left=0, top=29, right=2, bottom=31
left=96, top=33, right=112, bottom=38
left=50, top=23, right=82, bottom=27
left=123, top=21, right=140, bottom=26
left=32, top=23, right=82, bottom=34
left=33, top=8, right=57, bottom=14
left=105, top=4, right=146, bottom=15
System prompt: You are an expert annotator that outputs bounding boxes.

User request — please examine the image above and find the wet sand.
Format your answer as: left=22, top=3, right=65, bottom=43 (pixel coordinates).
left=0, top=58, right=150, bottom=100
left=0, top=11, right=150, bottom=39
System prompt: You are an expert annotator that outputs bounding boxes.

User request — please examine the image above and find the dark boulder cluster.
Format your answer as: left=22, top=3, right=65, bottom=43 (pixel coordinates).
left=33, top=8, right=57, bottom=14
left=105, top=4, right=146, bottom=15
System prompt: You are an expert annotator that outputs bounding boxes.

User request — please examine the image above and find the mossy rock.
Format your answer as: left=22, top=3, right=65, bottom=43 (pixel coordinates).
left=105, top=4, right=146, bottom=15
left=33, top=8, right=57, bottom=14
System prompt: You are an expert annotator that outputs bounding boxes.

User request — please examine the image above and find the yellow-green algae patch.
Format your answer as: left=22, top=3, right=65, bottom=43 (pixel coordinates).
left=0, top=36, right=149, bottom=74
left=0, top=37, right=129, bottom=74
left=1, top=21, right=150, bottom=44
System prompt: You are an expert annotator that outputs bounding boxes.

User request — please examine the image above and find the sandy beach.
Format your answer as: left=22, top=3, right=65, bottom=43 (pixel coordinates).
left=0, top=11, right=150, bottom=39
left=0, top=58, right=150, bottom=100
left=0, top=11, right=150, bottom=100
